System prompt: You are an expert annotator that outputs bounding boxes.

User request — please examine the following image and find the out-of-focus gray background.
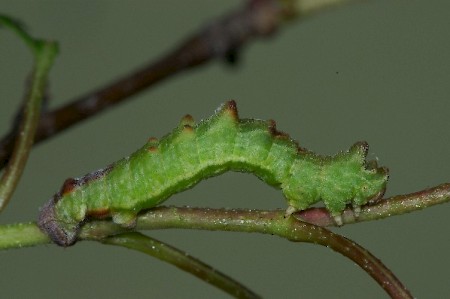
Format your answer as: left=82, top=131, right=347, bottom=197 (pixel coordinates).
left=1, top=1, right=449, bottom=298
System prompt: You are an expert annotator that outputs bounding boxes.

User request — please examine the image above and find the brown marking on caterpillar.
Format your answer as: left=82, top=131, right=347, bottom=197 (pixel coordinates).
left=221, top=100, right=239, bottom=120
left=268, top=119, right=308, bottom=153
left=79, top=166, right=113, bottom=185
left=268, top=119, right=288, bottom=139
left=147, top=146, right=158, bottom=153
left=86, top=207, right=110, bottom=218
left=61, top=166, right=115, bottom=196
left=148, top=137, right=158, bottom=143
left=180, top=114, right=195, bottom=126
left=60, top=178, right=79, bottom=196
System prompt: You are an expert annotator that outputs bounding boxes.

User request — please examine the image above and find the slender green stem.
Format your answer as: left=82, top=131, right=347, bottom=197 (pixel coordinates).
left=0, top=222, right=50, bottom=249
left=0, top=15, right=58, bottom=212
left=87, top=209, right=412, bottom=299
left=298, top=183, right=450, bottom=226
left=0, top=15, right=37, bottom=53
left=102, top=232, right=261, bottom=299
left=1, top=182, right=449, bottom=250
left=0, top=205, right=421, bottom=298
left=1, top=205, right=417, bottom=298
left=1, top=211, right=411, bottom=298
left=2, top=181, right=446, bottom=297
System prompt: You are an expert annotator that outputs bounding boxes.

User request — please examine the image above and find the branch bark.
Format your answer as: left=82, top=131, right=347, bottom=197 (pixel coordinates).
left=0, top=0, right=356, bottom=169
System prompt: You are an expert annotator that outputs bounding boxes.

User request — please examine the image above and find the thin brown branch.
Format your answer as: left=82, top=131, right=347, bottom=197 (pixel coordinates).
left=0, top=0, right=280, bottom=168
left=0, top=0, right=356, bottom=169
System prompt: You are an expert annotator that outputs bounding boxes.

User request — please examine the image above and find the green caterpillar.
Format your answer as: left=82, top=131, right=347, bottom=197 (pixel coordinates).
left=38, top=101, right=388, bottom=246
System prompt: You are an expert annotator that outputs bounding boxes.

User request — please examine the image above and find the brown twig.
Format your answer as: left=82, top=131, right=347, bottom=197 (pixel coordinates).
left=0, top=0, right=355, bottom=169
left=0, top=0, right=282, bottom=169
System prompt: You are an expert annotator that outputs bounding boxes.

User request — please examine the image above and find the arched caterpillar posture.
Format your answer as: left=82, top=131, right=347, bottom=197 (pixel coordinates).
left=38, top=101, right=388, bottom=246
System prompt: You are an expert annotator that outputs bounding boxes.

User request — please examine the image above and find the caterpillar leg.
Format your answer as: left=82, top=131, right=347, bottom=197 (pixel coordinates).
left=367, top=188, right=386, bottom=205
left=352, top=203, right=361, bottom=218
left=333, top=214, right=343, bottom=226
left=112, top=211, right=137, bottom=228
left=284, top=205, right=297, bottom=218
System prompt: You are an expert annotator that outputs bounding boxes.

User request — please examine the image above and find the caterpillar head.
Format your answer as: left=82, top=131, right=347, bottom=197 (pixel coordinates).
left=349, top=142, right=389, bottom=206
left=315, top=141, right=389, bottom=217
left=38, top=193, right=80, bottom=247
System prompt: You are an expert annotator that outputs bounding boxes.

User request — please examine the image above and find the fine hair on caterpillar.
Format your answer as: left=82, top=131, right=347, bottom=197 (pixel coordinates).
left=38, top=100, right=388, bottom=246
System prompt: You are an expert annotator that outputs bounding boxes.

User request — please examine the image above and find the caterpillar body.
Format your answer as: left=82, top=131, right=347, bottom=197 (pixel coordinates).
left=38, top=101, right=388, bottom=246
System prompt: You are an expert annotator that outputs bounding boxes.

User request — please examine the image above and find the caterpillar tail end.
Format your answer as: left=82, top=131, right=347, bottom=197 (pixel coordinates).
left=38, top=196, right=79, bottom=247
